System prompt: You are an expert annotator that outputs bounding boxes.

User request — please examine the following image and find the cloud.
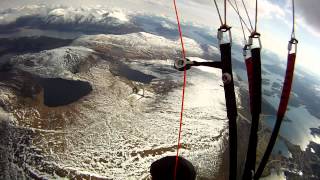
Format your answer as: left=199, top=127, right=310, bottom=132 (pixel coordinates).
left=296, top=0, right=320, bottom=29
left=295, top=0, right=320, bottom=37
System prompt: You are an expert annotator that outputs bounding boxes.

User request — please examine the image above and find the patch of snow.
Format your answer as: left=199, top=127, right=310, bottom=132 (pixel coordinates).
left=161, top=21, right=175, bottom=30
left=0, top=108, right=16, bottom=124
left=73, top=32, right=204, bottom=58
left=10, top=46, right=95, bottom=79
left=311, top=148, right=315, bottom=153
left=180, top=37, right=203, bottom=54
left=16, top=5, right=43, bottom=11
left=48, top=8, right=66, bottom=17
left=260, top=169, right=286, bottom=180
left=108, top=9, right=129, bottom=22
left=208, top=45, right=220, bottom=54
left=0, top=6, right=132, bottom=26
left=298, top=171, right=303, bottom=176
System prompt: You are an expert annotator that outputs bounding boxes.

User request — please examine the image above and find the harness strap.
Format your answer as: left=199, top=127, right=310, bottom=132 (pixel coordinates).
left=254, top=53, right=296, bottom=179
left=277, top=53, right=296, bottom=119
left=254, top=1, right=297, bottom=178
left=242, top=48, right=262, bottom=180
left=245, top=57, right=254, bottom=111
left=220, top=43, right=238, bottom=180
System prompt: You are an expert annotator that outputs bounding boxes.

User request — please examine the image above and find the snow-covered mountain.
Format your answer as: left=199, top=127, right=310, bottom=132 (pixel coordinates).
left=10, top=46, right=96, bottom=79
left=0, top=6, right=141, bottom=34
left=0, top=5, right=130, bottom=25
left=0, top=5, right=222, bottom=57
left=8, top=32, right=209, bottom=79
left=0, top=31, right=229, bottom=179
left=73, top=32, right=206, bottom=59
left=44, top=7, right=130, bottom=25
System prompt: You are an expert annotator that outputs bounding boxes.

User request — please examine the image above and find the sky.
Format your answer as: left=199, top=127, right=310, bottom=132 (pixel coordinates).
left=0, top=0, right=319, bottom=76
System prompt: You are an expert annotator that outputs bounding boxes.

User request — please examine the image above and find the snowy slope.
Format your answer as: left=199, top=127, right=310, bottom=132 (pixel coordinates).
left=73, top=32, right=204, bottom=59
left=0, top=32, right=228, bottom=179
left=10, top=46, right=96, bottom=79
left=0, top=5, right=49, bottom=24
left=44, top=7, right=130, bottom=25
left=0, top=6, right=131, bottom=25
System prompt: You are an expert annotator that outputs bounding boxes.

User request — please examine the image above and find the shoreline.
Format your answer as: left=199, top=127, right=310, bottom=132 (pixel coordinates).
left=214, top=80, right=320, bottom=179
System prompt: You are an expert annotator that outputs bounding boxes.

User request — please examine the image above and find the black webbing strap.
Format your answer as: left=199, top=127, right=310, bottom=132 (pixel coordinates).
left=242, top=47, right=262, bottom=180
left=220, top=43, right=238, bottom=180
left=254, top=52, right=296, bottom=179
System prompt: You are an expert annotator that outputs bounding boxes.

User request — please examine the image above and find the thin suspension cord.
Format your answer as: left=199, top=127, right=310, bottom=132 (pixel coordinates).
left=224, top=0, right=227, bottom=25
left=241, top=0, right=254, bottom=31
left=254, top=0, right=258, bottom=32
left=291, top=0, right=296, bottom=38
left=254, top=1, right=297, bottom=179
left=228, top=0, right=251, bottom=32
left=212, top=0, right=224, bottom=25
left=172, top=0, right=187, bottom=180
left=228, top=0, right=251, bottom=41
left=231, top=0, right=246, bottom=41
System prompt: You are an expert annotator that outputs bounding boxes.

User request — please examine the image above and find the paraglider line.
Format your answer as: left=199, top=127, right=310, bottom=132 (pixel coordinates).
left=172, top=0, right=187, bottom=180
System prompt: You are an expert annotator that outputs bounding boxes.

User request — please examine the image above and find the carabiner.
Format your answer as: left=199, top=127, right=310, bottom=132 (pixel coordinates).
left=249, top=32, right=262, bottom=49
left=217, top=24, right=232, bottom=45
left=288, top=38, right=298, bottom=53
left=243, top=43, right=251, bottom=58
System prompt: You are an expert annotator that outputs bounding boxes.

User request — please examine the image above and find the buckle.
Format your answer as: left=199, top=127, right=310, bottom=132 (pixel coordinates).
left=243, top=44, right=251, bottom=57
left=288, top=38, right=298, bottom=52
left=174, top=58, right=192, bottom=71
left=217, top=25, right=232, bottom=45
left=249, top=32, right=262, bottom=49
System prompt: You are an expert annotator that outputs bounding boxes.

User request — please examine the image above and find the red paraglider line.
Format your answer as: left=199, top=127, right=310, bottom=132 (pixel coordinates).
left=172, top=0, right=187, bottom=180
